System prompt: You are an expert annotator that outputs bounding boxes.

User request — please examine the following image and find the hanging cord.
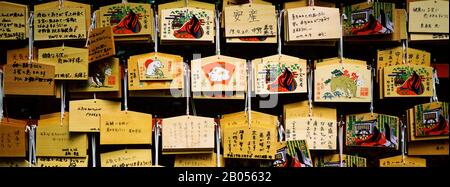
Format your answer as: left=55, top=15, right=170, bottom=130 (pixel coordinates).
left=431, top=68, right=439, bottom=102
left=124, top=67, right=129, bottom=111
left=370, top=65, right=375, bottom=116
left=246, top=60, right=252, bottom=128
left=91, top=134, right=96, bottom=167
left=276, top=117, right=285, bottom=142
left=401, top=40, right=407, bottom=64
left=28, top=11, right=34, bottom=64
left=338, top=115, right=345, bottom=167
left=153, top=8, right=158, bottom=53
left=309, top=0, right=315, bottom=6
left=60, top=82, right=65, bottom=126
left=184, top=63, right=190, bottom=116
left=85, top=11, right=97, bottom=47
left=277, top=9, right=285, bottom=55
left=400, top=117, right=406, bottom=162
left=59, top=0, right=64, bottom=8
left=339, top=14, right=347, bottom=64
left=215, top=10, right=221, bottom=55
left=215, top=121, right=221, bottom=167
left=154, top=119, right=161, bottom=166
left=308, top=61, right=313, bottom=120
left=0, top=70, right=3, bottom=120
left=26, top=124, right=37, bottom=167
left=122, top=0, right=128, bottom=4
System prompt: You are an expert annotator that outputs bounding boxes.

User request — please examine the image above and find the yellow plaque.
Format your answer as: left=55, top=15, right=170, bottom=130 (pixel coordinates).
left=0, top=120, right=27, bottom=157
left=69, top=99, right=121, bottom=132
left=253, top=54, right=307, bottom=94
left=101, top=149, right=152, bottom=167
left=284, top=101, right=337, bottom=150
left=88, top=26, right=115, bottom=63
left=221, top=111, right=278, bottom=160
left=4, top=62, right=55, bottom=96
left=379, top=155, right=426, bottom=167
left=314, top=58, right=372, bottom=102
left=191, top=55, right=247, bottom=92
left=409, top=0, right=449, bottom=33
left=36, top=157, right=88, bottom=167
left=37, top=112, right=88, bottom=157
left=224, top=3, right=276, bottom=37
left=174, top=153, right=224, bottom=167
left=383, top=65, right=433, bottom=97
left=286, top=6, right=340, bottom=41
left=162, top=115, right=215, bottom=153
left=160, top=7, right=214, bottom=42
left=69, top=57, right=120, bottom=92
left=34, top=8, right=87, bottom=40
left=0, top=2, right=28, bottom=40
left=38, top=46, right=89, bottom=80
left=100, top=111, right=152, bottom=145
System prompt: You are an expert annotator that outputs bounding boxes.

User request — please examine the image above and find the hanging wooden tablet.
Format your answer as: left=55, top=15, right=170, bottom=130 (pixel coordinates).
left=162, top=115, right=215, bottom=154
left=158, top=0, right=215, bottom=44
left=382, top=65, right=433, bottom=97
left=98, top=3, right=153, bottom=42
left=0, top=118, right=27, bottom=157
left=314, top=154, right=366, bottom=167
left=283, top=101, right=337, bottom=150
left=0, top=158, right=29, bottom=167
left=100, top=111, right=152, bottom=145
left=224, top=3, right=276, bottom=38
left=36, top=156, right=88, bottom=167
left=174, top=153, right=224, bottom=167
left=4, top=62, right=55, bottom=96
left=285, top=140, right=312, bottom=167
left=36, top=112, right=88, bottom=157
left=283, top=1, right=337, bottom=45
left=7, top=47, right=37, bottom=65
left=222, top=1, right=276, bottom=43
left=128, top=52, right=184, bottom=91
left=191, top=55, right=246, bottom=93
left=314, top=58, right=372, bottom=102
left=101, top=149, right=152, bottom=167
left=221, top=111, right=278, bottom=160
left=38, top=46, right=89, bottom=80
left=88, top=26, right=115, bottom=63
left=34, top=0, right=91, bottom=29
left=342, top=2, right=395, bottom=36
left=253, top=54, right=307, bottom=94
left=379, top=155, right=426, bottom=167
left=68, top=99, right=121, bottom=132
left=286, top=6, right=340, bottom=41
left=222, top=0, right=272, bottom=26
left=377, top=47, right=431, bottom=73
left=408, top=102, right=449, bottom=141
left=137, top=55, right=175, bottom=81
left=160, top=7, right=214, bottom=42
left=408, top=0, right=448, bottom=34
left=34, top=7, right=87, bottom=40
left=346, top=113, right=399, bottom=149
left=392, top=9, right=408, bottom=41
left=0, top=1, right=28, bottom=40
left=69, top=57, right=120, bottom=93
left=377, top=47, right=430, bottom=85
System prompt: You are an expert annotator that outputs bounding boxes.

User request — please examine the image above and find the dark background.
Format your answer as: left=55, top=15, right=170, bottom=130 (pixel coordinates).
left=1, top=0, right=448, bottom=167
